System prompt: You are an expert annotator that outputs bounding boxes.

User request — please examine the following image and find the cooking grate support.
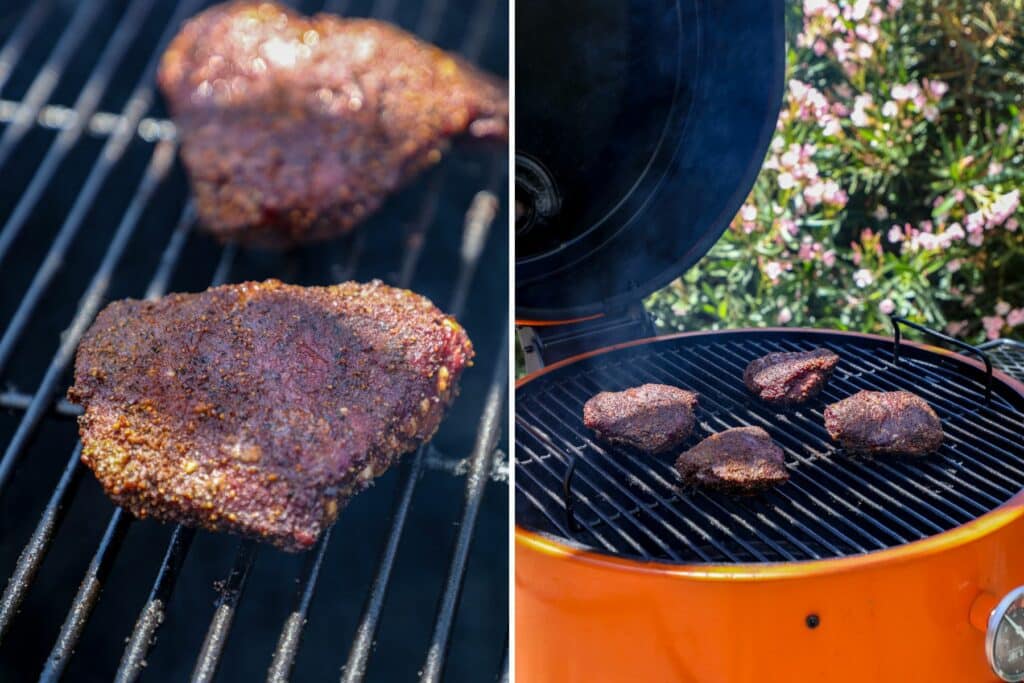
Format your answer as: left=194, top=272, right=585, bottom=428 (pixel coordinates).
left=0, top=0, right=508, bottom=680
left=516, top=330, right=1024, bottom=565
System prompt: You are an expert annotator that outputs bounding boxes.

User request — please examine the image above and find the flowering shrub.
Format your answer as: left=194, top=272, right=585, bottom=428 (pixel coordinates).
left=646, top=0, right=1024, bottom=343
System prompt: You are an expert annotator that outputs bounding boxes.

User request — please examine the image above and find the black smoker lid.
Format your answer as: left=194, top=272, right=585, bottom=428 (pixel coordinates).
left=515, top=0, right=786, bottom=322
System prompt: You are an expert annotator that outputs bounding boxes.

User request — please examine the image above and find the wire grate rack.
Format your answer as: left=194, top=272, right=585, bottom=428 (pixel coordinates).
left=0, top=0, right=508, bottom=680
left=983, top=338, right=1024, bottom=383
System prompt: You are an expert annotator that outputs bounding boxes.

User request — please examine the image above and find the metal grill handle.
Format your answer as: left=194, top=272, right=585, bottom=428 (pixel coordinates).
left=890, top=315, right=993, bottom=405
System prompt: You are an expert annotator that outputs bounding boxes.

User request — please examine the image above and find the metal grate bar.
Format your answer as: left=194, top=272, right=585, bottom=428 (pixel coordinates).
left=0, top=0, right=198, bottom=341
left=111, top=245, right=237, bottom=681
left=0, top=204, right=194, bottom=646
left=981, top=339, right=1024, bottom=381
left=0, top=391, right=80, bottom=417
left=0, top=1, right=53, bottom=93
left=38, top=508, right=132, bottom=682
left=114, top=526, right=197, bottom=683
left=265, top=529, right=333, bottom=683
left=0, top=0, right=160, bottom=265
left=0, top=0, right=109, bottom=172
left=340, top=183, right=503, bottom=681
left=0, top=141, right=176, bottom=496
left=0, top=445, right=84, bottom=643
left=191, top=539, right=259, bottom=683
left=514, top=435, right=631, bottom=555
left=419, top=333, right=507, bottom=682
left=269, top=0, right=455, bottom=673
left=0, top=99, right=175, bottom=142
left=515, top=421, right=655, bottom=557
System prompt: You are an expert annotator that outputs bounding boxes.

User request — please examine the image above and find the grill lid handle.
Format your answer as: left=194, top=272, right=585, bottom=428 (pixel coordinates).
left=890, top=315, right=993, bottom=405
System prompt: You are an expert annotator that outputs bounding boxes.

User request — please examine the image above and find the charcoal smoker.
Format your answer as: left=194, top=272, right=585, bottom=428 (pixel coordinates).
left=0, top=0, right=508, bottom=681
left=515, top=1, right=1024, bottom=681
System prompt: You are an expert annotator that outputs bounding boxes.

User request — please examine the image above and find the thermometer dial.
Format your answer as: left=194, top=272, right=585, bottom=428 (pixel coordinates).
left=988, top=587, right=1024, bottom=682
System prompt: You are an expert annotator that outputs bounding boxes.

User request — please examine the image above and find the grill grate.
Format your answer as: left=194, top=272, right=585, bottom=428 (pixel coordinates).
left=0, top=0, right=508, bottom=680
left=983, top=339, right=1024, bottom=382
left=515, top=330, right=1024, bottom=564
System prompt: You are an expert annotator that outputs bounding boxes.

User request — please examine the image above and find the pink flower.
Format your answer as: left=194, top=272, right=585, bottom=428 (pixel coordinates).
left=822, top=250, right=836, bottom=267
left=988, top=190, right=1020, bottom=227
left=922, top=104, right=939, bottom=122
left=996, top=301, right=1011, bottom=316
left=855, top=23, right=879, bottom=43
left=965, top=211, right=985, bottom=233
left=804, top=182, right=824, bottom=207
left=1008, top=309, right=1024, bottom=328
left=1007, top=218, right=1019, bottom=232
left=764, top=261, right=784, bottom=281
left=983, top=316, right=1005, bottom=340
left=777, top=308, right=793, bottom=325
left=813, top=39, right=828, bottom=56
left=740, top=205, right=757, bottom=222
left=954, top=189, right=966, bottom=202
left=946, top=321, right=968, bottom=336
left=803, top=0, right=832, bottom=16
left=821, top=180, right=847, bottom=207
left=778, top=172, right=796, bottom=190
left=882, top=101, right=898, bottom=118
left=944, top=223, right=965, bottom=243
left=946, top=259, right=961, bottom=273
left=925, top=79, right=948, bottom=99
left=779, top=218, right=799, bottom=237
left=853, top=269, right=873, bottom=288
left=888, top=0, right=903, bottom=10
left=891, top=84, right=911, bottom=102
left=968, top=232, right=984, bottom=247
left=887, top=225, right=904, bottom=243
left=879, top=298, right=895, bottom=315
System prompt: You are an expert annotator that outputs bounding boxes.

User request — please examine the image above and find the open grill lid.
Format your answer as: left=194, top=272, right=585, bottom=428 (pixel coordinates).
left=515, top=0, right=785, bottom=322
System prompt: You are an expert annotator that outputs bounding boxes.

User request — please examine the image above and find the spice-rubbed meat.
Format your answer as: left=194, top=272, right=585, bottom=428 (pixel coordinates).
left=744, top=348, right=839, bottom=405
left=582, top=384, right=699, bottom=454
left=824, top=390, right=943, bottom=456
left=67, top=279, right=472, bottom=552
left=674, top=426, right=789, bottom=494
left=157, top=1, right=508, bottom=248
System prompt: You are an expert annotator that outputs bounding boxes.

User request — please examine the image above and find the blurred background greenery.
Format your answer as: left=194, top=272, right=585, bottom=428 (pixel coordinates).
left=646, top=0, right=1024, bottom=344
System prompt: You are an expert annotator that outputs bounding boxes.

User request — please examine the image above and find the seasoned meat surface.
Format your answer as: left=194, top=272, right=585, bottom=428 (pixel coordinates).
left=157, top=1, right=508, bottom=247
left=582, top=384, right=699, bottom=454
left=744, top=348, right=839, bottom=405
left=67, top=279, right=473, bottom=552
left=824, top=390, right=943, bottom=456
left=674, top=426, right=789, bottom=494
